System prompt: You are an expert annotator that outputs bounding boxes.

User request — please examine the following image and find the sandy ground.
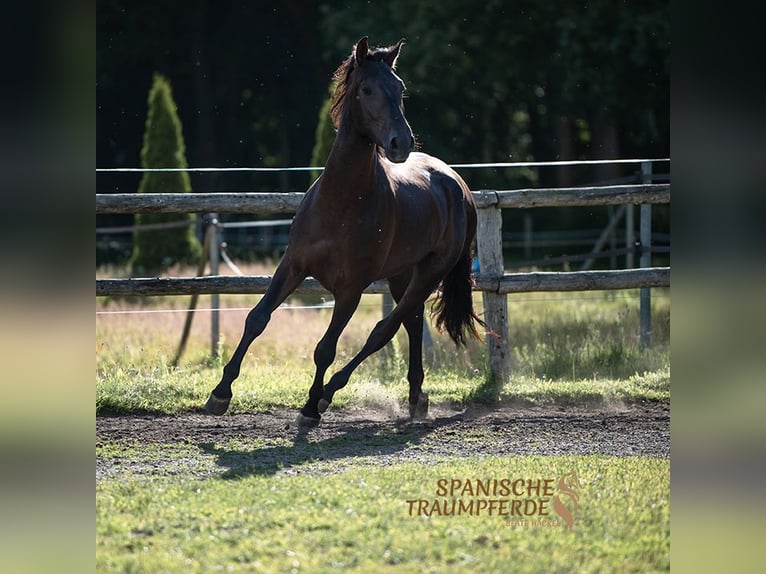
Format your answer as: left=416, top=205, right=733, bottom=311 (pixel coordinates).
left=97, top=400, right=669, bottom=481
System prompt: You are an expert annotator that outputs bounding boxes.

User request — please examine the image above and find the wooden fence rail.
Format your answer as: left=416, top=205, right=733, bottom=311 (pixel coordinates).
left=96, top=267, right=669, bottom=297
left=95, top=184, right=669, bottom=214
left=96, top=180, right=670, bottom=383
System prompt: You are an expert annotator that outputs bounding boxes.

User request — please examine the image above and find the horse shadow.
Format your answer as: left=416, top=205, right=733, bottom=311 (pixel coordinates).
left=198, top=412, right=464, bottom=479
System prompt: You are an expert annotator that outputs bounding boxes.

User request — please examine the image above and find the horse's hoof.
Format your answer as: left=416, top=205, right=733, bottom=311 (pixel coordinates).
left=295, top=413, right=321, bottom=427
left=204, top=393, right=231, bottom=416
left=409, top=392, right=429, bottom=420
left=317, top=398, right=330, bottom=413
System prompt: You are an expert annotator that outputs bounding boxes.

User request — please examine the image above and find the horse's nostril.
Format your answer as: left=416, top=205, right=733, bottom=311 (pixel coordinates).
left=390, top=137, right=399, bottom=150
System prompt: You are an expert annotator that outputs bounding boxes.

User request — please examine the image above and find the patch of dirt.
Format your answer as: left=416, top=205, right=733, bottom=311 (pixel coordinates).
left=96, top=400, right=669, bottom=481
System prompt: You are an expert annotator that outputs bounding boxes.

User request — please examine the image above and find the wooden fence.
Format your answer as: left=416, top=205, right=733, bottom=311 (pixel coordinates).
left=96, top=181, right=670, bottom=383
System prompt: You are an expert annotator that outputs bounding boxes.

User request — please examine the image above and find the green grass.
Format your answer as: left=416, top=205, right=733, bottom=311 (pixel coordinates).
left=96, top=289, right=670, bottom=414
left=96, top=363, right=668, bottom=416
left=97, top=455, right=669, bottom=573
left=97, top=281, right=670, bottom=572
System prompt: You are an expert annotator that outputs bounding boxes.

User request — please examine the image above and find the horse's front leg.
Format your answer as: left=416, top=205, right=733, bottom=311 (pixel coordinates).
left=205, top=258, right=304, bottom=415
left=296, top=291, right=362, bottom=426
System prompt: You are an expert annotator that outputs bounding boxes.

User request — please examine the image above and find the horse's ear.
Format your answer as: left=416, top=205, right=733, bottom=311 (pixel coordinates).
left=383, top=38, right=405, bottom=69
left=354, top=37, right=369, bottom=66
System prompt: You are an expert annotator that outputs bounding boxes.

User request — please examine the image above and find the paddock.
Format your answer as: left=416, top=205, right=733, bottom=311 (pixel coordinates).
left=96, top=160, right=669, bottom=384
left=96, top=160, right=670, bottom=571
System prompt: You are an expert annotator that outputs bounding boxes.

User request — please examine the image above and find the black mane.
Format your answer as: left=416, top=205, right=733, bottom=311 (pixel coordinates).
left=329, top=43, right=400, bottom=129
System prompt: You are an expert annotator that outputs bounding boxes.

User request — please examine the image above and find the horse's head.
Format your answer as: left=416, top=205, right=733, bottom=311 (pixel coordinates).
left=345, top=37, right=415, bottom=163
left=560, top=471, right=581, bottom=494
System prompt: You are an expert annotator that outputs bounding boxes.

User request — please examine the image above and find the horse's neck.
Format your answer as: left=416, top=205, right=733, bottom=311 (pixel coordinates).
left=320, top=127, right=380, bottom=199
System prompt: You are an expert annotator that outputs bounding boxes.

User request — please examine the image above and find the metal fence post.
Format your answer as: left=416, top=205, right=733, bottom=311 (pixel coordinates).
left=380, top=293, right=395, bottom=362
left=639, top=163, right=652, bottom=350
left=625, top=204, right=635, bottom=269
left=476, top=192, right=511, bottom=386
left=381, top=292, right=433, bottom=363
left=209, top=214, right=220, bottom=358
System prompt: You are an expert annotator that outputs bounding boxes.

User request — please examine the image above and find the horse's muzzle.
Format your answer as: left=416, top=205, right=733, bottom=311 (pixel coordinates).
left=386, top=134, right=414, bottom=163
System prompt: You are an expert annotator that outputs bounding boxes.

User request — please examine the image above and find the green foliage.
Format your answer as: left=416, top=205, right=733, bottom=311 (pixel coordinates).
left=130, top=74, right=201, bottom=274
left=97, top=455, right=669, bottom=572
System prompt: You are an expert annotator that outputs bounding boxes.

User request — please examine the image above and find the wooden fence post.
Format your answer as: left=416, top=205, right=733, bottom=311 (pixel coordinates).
left=639, top=163, right=653, bottom=350
left=475, top=191, right=511, bottom=386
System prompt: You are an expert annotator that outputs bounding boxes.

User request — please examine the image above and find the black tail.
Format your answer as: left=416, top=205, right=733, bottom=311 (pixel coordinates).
left=432, top=248, right=487, bottom=346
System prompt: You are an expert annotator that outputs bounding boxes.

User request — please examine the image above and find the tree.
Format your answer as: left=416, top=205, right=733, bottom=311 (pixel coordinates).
left=317, top=0, right=669, bottom=185
left=309, top=88, right=337, bottom=184
left=130, top=74, right=201, bottom=274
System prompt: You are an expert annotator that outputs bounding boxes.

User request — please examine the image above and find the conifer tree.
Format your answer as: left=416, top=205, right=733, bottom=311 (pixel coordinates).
left=309, top=87, right=336, bottom=184
left=130, top=74, right=201, bottom=274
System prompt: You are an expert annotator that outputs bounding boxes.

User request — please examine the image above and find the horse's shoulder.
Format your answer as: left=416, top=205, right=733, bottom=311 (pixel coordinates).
left=406, top=152, right=448, bottom=172
left=414, top=154, right=468, bottom=192
left=386, top=153, right=444, bottom=182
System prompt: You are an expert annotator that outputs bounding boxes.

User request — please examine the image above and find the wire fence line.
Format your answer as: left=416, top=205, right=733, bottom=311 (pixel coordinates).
left=95, top=291, right=669, bottom=317
left=95, top=219, right=195, bottom=234
left=96, top=158, right=670, bottom=173
left=96, top=302, right=336, bottom=315
left=96, top=218, right=294, bottom=235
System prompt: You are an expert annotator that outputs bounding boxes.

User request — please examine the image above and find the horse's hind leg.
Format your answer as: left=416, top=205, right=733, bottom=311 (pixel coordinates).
left=402, top=307, right=429, bottom=419
left=296, top=290, right=362, bottom=426
left=320, top=259, right=447, bottom=413
left=205, top=257, right=304, bottom=415
left=389, top=274, right=428, bottom=418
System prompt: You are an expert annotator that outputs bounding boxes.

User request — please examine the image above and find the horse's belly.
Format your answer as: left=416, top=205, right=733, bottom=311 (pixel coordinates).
left=297, top=239, right=382, bottom=292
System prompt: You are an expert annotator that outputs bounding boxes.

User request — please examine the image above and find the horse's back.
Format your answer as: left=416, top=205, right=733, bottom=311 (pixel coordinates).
left=390, top=152, right=475, bottom=224
left=389, top=152, right=469, bottom=195
left=383, top=152, right=475, bottom=261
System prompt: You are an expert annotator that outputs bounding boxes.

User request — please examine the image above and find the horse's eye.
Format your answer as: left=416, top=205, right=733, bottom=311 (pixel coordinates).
left=361, top=86, right=373, bottom=96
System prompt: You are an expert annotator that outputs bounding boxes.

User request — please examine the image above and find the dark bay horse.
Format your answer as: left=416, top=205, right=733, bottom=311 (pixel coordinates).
left=205, top=37, right=485, bottom=425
